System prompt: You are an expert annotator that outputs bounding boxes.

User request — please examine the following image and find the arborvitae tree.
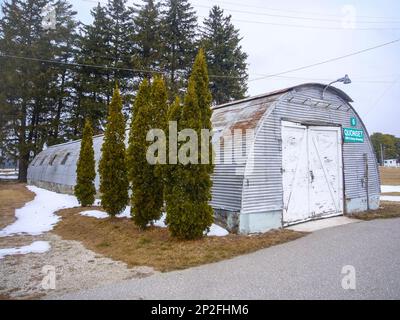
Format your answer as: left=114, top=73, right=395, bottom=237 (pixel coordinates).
left=132, top=0, right=162, bottom=84
left=99, top=85, right=129, bottom=216
left=201, top=6, right=248, bottom=105
left=74, top=119, right=96, bottom=206
left=166, top=50, right=214, bottom=239
left=161, top=0, right=197, bottom=96
left=127, top=76, right=168, bottom=228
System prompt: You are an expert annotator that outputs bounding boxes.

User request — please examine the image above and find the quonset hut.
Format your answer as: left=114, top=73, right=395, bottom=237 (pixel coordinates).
left=28, top=83, right=380, bottom=234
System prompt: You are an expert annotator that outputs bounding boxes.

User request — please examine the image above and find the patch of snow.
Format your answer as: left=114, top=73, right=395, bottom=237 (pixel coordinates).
left=152, top=213, right=167, bottom=228
left=381, top=195, right=400, bottom=202
left=80, top=210, right=108, bottom=219
left=381, top=185, right=400, bottom=193
left=0, top=186, right=79, bottom=237
left=117, top=206, right=131, bottom=219
left=206, top=224, right=229, bottom=237
left=0, top=241, right=50, bottom=259
left=0, top=175, right=18, bottom=180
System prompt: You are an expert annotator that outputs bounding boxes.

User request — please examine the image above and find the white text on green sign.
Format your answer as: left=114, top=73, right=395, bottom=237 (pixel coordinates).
left=343, top=128, right=364, bottom=143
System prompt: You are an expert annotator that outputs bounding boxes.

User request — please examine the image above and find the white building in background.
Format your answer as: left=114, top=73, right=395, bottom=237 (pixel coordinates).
left=384, top=159, right=399, bottom=167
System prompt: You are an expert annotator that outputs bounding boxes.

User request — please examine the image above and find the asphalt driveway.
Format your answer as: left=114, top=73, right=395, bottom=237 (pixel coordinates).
left=56, top=218, right=400, bottom=300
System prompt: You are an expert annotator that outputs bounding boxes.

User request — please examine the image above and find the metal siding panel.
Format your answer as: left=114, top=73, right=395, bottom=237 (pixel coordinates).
left=241, top=87, right=380, bottom=215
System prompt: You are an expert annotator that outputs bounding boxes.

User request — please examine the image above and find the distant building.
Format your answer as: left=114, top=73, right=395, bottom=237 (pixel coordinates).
left=384, top=159, right=399, bottom=167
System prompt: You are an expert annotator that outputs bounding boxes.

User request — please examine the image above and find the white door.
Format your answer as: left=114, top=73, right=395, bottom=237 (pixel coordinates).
left=282, top=121, right=343, bottom=225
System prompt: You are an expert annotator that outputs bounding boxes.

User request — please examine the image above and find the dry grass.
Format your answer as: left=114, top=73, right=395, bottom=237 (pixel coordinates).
left=380, top=167, right=400, bottom=185
left=0, top=182, right=34, bottom=229
left=351, top=201, right=400, bottom=221
left=382, top=192, right=400, bottom=196
left=54, top=207, right=306, bottom=272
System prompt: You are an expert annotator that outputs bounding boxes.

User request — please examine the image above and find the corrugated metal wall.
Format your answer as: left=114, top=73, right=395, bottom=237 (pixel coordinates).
left=241, top=85, right=380, bottom=216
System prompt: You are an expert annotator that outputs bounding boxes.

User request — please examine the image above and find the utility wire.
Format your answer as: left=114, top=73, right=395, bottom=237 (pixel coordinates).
left=1, top=38, right=399, bottom=82
left=192, top=0, right=400, bottom=21
left=249, top=38, right=400, bottom=82
left=194, top=4, right=400, bottom=24
left=82, top=0, right=400, bottom=30
left=253, top=74, right=397, bottom=84
left=0, top=54, right=166, bottom=75
left=221, top=17, right=400, bottom=30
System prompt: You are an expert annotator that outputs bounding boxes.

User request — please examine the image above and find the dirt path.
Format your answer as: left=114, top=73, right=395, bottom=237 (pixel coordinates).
left=0, top=183, right=156, bottom=299
left=0, top=233, right=155, bottom=299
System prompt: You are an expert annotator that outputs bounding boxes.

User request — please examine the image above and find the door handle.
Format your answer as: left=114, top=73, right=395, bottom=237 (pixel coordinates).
left=310, top=170, right=314, bottom=183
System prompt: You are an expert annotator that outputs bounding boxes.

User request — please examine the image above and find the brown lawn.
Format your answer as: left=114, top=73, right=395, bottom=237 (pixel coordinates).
left=53, top=207, right=305, bottom=272
left=380, top=167, right=400, bottom=186
left=0, top=182, right=34, bottom=229
left=351, top=201, right=400, bottom=221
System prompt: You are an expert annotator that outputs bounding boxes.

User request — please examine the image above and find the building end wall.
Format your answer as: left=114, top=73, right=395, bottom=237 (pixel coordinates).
left=345, top=195, right=380, bottom=214
left=239, top=210, right=282, bottom=234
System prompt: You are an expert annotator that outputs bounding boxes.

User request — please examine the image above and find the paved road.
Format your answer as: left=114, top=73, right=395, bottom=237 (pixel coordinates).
left=56, top=218, right=400, bottom=300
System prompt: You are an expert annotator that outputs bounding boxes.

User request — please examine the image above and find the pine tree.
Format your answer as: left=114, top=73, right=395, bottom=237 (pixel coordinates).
left=74, top=119, right=96, bottom=206
left=75, top=3, right=112, bottom=135
left=132, top=0, right=162, bottom=84
left=201, top=6, right=248, bottom=105
left=99, top=84, right=129, bottom=216
left=165, top=50, right=214, bottom=240
left=127, top=76, right=168, bottom=228
left=0, top=0, right=68, bottom=181
left=105, top=0, right=135, bottom=113
left=47, top=0, right=79, bottom=146
left=161, top=0, right=198, bottom=96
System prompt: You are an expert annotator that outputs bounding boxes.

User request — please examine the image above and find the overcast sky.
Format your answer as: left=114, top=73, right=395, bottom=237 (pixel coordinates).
left=73, top=0, right=400, bottom=136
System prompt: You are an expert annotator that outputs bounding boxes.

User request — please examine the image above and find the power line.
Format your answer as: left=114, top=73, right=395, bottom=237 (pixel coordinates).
left=2, top=35, right=399, bottom=84
left=221, top=17, right=400, bottom=31
left=365, top=75, right=400, bottom=114
left=192, top=0, right=400, bottom=21
left=0, top=53, right=245, bottom=79
left=0, top=54, right=166, bottom=75
left=82, top=0, right=400, bottom=30
left=251, top=74, right=397, bottom=84
left=249, top=38, right=400, bottom=82
left=194, top=4, right=400, bottom=24
left=84, top=0, right=400, bottom=23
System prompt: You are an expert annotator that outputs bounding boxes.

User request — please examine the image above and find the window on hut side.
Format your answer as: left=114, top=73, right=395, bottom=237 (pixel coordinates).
left=39, top=156, right=47, bottom=166
left=49, top=154, right=57, bottom=166
left=61, top=153, right=70, bottom=165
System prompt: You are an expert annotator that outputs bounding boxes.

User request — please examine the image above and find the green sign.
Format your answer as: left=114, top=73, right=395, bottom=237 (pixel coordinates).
left=343, top=127, right=364, bottom=143
left=350, top=117, right=357, bottom=127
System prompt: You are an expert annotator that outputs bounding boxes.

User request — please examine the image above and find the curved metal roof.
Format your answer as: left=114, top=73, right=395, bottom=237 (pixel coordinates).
left=213, top=83, right=353, bottom=110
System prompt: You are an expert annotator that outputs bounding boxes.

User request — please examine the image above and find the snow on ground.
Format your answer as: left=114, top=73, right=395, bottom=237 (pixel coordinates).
left=0, top=241, right=50, bottom=259
left=206, top=223, right=230, bottom=237
left=117, top=206, right=131, bottom=219
left=80, top=208, right=228, bottom=236
left=381, top=185, right=400, bottom=193
left=0, top=175, right=18, bottom=180
left=152, top=213, right=167, bottom=228
left=80, top=210, right=109, bottom=219
left=1, top=185, right=229, bottom=240
left=0, top=186, right=79, bottom=237
left=381, top=195, right=400, bottom=202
